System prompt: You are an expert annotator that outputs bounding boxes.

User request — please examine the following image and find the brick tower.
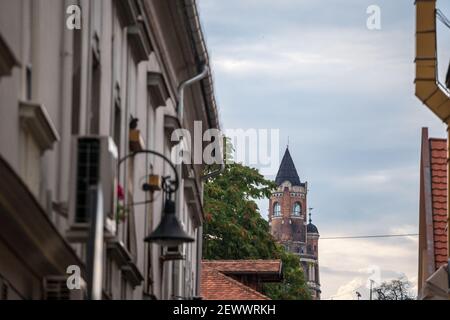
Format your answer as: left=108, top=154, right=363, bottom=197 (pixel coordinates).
left=269, top=147, right=321, bottom=299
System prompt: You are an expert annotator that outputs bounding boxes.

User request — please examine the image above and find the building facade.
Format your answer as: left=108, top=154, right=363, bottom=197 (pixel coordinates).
left=0, top=0, right=220, bottom=300
left=268, top=148, right=321, bottom=299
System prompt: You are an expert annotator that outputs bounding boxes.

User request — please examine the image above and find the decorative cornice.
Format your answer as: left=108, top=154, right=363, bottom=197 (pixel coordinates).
left=114, top=0, right=139, bottom=27
left=128, top=22, right=153, bottom=63
left=107, top=239, right=143, bottom=288
left=107, top=239, right=133, bottom=268
left=147, top=71, right=169, bottom=108
left=0, top=33, right=19, bottom=77
left=122, top=262, right=144, bottom=288
left=19, top=101, right=60, bottom=151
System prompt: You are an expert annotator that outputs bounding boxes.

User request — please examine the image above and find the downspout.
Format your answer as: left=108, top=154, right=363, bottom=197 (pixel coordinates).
left=57, top=0, right=74, bottom=217
left=175, top=64, right=226, bottom=297
left=194, top=225, right=203, bottom=298
left=174, top=66, right=208, bottom=299
left=194, top=154, right=225, bottom=299
left=177, top=64, right=209, bottom=123
left=180, top=0, right=223, bottom=298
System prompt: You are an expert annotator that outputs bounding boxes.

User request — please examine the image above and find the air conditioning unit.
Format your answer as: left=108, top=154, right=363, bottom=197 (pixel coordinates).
left=43, top=276, right=86, bottom=300
left=67, top=136, right=118, bottom=242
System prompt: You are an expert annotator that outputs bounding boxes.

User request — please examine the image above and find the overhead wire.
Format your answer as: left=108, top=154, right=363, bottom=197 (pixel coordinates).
left=437, top=9, right=450, bottom=29
left=320, top=233, right=418, bottom=240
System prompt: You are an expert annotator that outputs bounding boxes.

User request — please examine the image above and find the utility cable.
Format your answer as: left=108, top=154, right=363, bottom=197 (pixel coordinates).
left=320, top=233, right=418, bottom=240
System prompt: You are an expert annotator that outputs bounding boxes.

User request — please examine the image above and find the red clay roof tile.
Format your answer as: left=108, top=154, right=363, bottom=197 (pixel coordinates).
left=429, top=139, right=448, bottom=268
left=201, top=267, right=270, bottom=300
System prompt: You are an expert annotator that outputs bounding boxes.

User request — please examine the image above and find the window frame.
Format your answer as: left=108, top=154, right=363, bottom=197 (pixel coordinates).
left=292, top=202, right=301, bottom=216
left=273, top=202, right=281, bottom=217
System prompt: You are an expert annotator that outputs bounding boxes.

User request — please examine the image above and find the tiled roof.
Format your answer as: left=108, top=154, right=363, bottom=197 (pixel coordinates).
left=202, top=260, right=282, bottom=274
left=275, top=148, right=302, bottom=186
left=201, top=267, right=270, bottom=300
left=429, top=138, right=448, bottom=268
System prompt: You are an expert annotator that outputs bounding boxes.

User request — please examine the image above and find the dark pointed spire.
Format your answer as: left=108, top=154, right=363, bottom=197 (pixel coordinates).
left=275, top=147, right=301, bottom=186
left=307, top=207, right=319, bottom=234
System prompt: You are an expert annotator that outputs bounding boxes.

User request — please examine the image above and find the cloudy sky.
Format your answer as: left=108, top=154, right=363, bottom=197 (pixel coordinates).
left=198, top=0, right=450, bottom=299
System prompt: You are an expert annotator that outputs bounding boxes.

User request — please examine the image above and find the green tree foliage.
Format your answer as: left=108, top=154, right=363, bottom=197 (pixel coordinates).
left=203, top=162, right=278, bottom=259
left=203, top=157, right=311, bottom=300
left=263, top=250, right=311, bottom=300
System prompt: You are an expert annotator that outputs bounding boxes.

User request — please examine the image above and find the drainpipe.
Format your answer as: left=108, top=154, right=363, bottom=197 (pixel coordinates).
left=193, top=163, right=225, bottom=299
left=177, top=65, right=209, bottom=123
left=57, top=0, right=74, bottom=217
left=194, top=151, right=225, bottom=299
left=175, top=64, right=226, bottom=297
left=194, top=225, right=203, bottom=298
left=174, top=66, right=209, bottom=299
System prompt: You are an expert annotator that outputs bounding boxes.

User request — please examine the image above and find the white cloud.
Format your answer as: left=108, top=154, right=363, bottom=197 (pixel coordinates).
left=332, top=277, right=365, bottom=300
left=330, top=165, right=416, bottom=189
left=320, top=228, right=418, bottom=299
left=210, top=27, right=412, bottom=94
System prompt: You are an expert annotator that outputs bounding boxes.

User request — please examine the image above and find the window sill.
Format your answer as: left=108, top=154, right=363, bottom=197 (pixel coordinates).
left=19, top=100, right=59, bottom=151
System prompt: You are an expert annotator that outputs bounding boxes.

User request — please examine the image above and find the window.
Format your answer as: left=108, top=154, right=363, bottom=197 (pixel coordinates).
left=309, top=264, right=315, bottom=282
left=71, top=28, right=82, bottom=135
left=26, top=65, right=32, bottom=100
left=112, top=84, right=122, bottom=157
left=293, top=202, right=301, bottom=216
left=88, top=51, right=101, bottom=134
left=273, top=203, right=281, bottom=217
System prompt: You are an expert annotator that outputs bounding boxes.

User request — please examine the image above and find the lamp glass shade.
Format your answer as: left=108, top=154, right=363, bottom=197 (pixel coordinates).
left=144, top=199, right=195, bottom=246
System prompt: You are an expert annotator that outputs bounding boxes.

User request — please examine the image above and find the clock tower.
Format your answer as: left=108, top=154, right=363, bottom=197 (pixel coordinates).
left=269, top=147, right=321, bottom=299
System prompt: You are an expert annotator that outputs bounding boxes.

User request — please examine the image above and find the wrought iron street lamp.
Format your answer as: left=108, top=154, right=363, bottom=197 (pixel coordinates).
left=118, top=150, right=194, bottom=246
left=144, top=197, right=194, bottom=246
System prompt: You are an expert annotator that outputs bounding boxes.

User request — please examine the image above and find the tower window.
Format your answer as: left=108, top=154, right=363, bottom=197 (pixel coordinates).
left=292, top=202, right=301, bottom=216
left=273, top=203, right=281, bottom=217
